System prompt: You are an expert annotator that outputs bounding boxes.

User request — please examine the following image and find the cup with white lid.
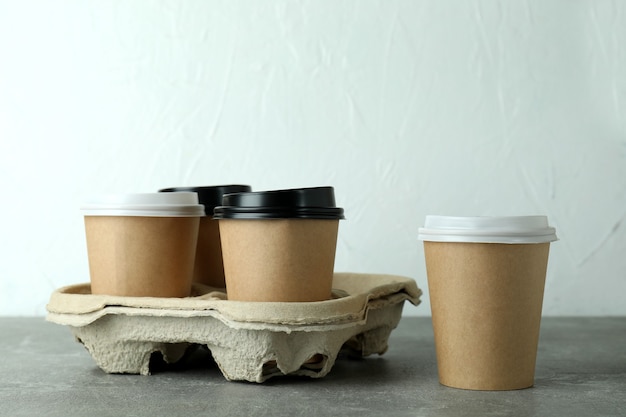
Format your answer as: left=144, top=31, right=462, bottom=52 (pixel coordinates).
left=81, top=192, right=204, bottom=297
left=418, top=215, right=558, bottom=390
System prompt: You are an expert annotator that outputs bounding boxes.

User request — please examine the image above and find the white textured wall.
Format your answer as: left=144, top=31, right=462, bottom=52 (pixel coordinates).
left=1, top=1, right=624, bottom=316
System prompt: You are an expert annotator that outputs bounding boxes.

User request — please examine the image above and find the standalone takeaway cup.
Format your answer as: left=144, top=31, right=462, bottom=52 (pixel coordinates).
left=159, top=185, right=252, bottom=288
left=81, top=192, right=204, bottom=297
left=213, top=187, right=345, bottom=302
left=418, top=216, right=558, bottom=390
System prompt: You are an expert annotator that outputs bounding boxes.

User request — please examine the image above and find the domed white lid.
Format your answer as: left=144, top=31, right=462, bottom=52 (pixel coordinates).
left=81, top=192, right=205, bottom=217
left=418, top=215, right=558, bottom=244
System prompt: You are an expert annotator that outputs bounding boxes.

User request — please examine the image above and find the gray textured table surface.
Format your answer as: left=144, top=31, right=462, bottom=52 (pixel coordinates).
left=1, top=316, right=625, bottom=417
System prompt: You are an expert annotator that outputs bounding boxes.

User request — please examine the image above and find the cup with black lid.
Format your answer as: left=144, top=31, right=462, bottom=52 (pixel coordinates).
left=213, top=186, right=345, bottom=302
left=159, top=185, right=252, bottom=288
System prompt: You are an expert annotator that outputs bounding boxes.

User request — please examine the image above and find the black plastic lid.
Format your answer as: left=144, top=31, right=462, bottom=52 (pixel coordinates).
left=159, top=185, right=252, bottom=215
left=213, top=186, right=345, bottom=220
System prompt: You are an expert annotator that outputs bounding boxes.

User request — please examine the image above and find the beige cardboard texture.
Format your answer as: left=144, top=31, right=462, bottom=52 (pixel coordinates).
left=424, top=241, right=550, bottom=390
left=84, top=216, right=199, bottom=298
left=219, top=219, right=339, bottom=302
left=46, top=273, right=421, bottom=382
left=192, top=216, right=226, bottom=287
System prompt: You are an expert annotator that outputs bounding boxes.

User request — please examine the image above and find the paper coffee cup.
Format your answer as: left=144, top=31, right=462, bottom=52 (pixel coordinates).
left=418, top=216, right=557, bottom=390
left=214, top=187, right=345, bottom=302
left=82, top=193, right=204, bottom=297
left=159, top=185, right=252, bottom=288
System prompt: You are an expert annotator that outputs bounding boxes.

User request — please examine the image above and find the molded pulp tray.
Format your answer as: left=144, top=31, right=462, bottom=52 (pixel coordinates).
left=46, top=273, right=421, bottom=383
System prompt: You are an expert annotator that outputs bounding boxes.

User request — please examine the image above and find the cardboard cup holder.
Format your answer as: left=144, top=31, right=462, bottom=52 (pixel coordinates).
left=46, top=273, right=421, bottom=383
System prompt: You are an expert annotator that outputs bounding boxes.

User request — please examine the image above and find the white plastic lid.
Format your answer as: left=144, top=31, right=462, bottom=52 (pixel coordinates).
left=418, top=215, right=558, bottom=244
left=81, top=192, right=205, bottom=217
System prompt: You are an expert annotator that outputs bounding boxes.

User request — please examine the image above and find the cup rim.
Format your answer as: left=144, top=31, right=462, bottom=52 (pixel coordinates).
left=81, top=192, right=205, bottom=217
left=214, top=186, right=345, bottom=220
left=159, top=185, right=252, bottom=215
left=418, top=215, right=558, bottom=244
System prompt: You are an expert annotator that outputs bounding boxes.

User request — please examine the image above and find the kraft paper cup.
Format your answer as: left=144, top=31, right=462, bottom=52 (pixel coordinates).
left=213, top=187, right=345, bottom=302
left=418, top=216, right=558, bottom=390
left=159, top=185, right=252, bottom=288
left=81, top=192, right=204, bottom=297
